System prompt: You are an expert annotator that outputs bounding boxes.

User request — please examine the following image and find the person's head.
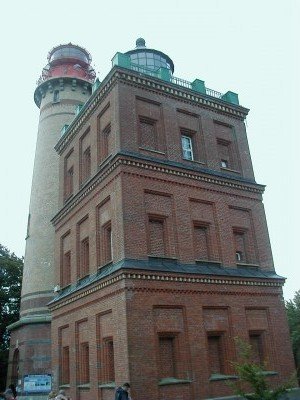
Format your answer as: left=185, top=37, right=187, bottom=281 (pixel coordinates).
left=122, top=383, right=130, bottom=392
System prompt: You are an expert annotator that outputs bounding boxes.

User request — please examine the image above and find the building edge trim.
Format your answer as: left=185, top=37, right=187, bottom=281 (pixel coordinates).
left=7, top=315, right=52, bottom=331
left=48, top=258, right=285, bottom=310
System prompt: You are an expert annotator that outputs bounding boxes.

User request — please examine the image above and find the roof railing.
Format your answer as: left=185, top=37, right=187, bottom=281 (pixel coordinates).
left=112, top=52, right=239, bottom=105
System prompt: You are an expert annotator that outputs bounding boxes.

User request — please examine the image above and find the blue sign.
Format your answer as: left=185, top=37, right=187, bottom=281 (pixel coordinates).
left=24, top=374, right=51, bottom=393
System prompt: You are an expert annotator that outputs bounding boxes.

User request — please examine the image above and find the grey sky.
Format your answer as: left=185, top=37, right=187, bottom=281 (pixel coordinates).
left=1, top=0, right=298, bottom=300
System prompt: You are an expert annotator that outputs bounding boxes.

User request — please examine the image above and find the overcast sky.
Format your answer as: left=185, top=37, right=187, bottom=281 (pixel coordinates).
left=0, top=0, right=298, bottom=300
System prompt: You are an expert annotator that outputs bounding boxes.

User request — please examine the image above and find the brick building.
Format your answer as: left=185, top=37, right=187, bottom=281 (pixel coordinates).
left=8, top=39, right=296, bottom=399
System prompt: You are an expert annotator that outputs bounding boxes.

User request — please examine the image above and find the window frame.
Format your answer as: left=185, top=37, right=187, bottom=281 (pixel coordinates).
left=79, top=236, right=90, bottom=278
left=102, top=336, right=115, bottom=383
left=62, top=250, right=71, bottom=287
left=138, top=115, right=158, bottom=151
left=249, top=330, right=265, bottom=365
left=53, top=89, right=60, bottom=103
left=207, top=332, right=226, bottom=375
left=157, top=332, right=179, bottom=379
left=61, top=346, right=70, bottom=384
left=79, top=341, right=90, bottom=384
left=81, top=146, right=91, bottom=183
left=102, top=221, right=113, bottom=265
left=147, top=214, right=167, bottom=257
left=233, top=227, right=248, bottom=264
left=193, top=221, right=211, bottom=261
left=181, top=134, right=194, bottom=161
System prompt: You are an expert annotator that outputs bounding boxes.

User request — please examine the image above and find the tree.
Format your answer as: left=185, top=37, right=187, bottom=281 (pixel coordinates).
left=286, top=290, right=300, bottom=382
left=229, top=338, right=294, bottom=400
left=0, top=244, right=23, bottom=390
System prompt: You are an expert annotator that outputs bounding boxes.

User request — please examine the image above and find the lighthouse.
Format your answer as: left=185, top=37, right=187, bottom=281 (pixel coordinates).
left=7, top=44, right=95, bottom=397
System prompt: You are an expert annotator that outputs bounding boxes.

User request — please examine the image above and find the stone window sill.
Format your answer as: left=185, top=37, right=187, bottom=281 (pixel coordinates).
left=182, top=157, right=206, bottom=165
left=195, top=259, right=222, bottom=265
left=260, top=371, right=278, bottom=376
left=209, top=371, right=278, bottom=382
left=220, top=167, right=240, bottom=174
left=98, top=382, right=116, bottom=388
left=158, top=377, right=191, bottom=386
left=77, top=383, right=90, bottom=389
left=209, top=374, right=238, bottom=381
left=139, top=147, right=166, bottom=155
left=237, top=262, right=260, bottom=269
left=148, top=255, right=178, bottom=260
left=59, top=384, right=70, bottom=388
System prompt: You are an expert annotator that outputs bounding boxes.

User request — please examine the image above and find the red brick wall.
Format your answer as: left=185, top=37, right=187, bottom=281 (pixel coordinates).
left=50, top=274, right=295, bottom=400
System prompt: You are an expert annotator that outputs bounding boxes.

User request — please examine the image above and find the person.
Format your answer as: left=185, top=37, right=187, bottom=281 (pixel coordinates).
left=54, top=389, right=68, bottom=400
left=114, top=383, right=131, bottom=400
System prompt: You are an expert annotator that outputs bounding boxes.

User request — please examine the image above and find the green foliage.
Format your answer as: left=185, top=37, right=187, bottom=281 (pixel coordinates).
left=0, top=244, right=23, bottom=389
left=286, top=291, right=300, bottom=381
left=230, top=338, right=294, bottom=400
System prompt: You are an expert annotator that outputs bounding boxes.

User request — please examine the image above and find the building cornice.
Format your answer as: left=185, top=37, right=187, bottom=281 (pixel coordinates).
left=116, top=67, right=249, bottom=119
left=48, top=259, right=284, bottom=311
left=55, top=66, right=249, bottom=155
left=52, top=152, right=265, bottom=226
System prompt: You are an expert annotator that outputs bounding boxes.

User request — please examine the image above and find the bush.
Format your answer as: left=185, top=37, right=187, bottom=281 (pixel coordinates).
left=229, top=338, right=295, bottom=400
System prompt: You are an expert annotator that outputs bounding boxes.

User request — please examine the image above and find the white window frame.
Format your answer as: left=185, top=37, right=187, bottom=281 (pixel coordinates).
left=236, top=251, right=243, bottom=261
left=181, top=135, right=194, bottom=161
left=221, top=159, right=228, bottom=168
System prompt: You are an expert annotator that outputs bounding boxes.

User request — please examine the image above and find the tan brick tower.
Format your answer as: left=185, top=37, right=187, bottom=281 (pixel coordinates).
left=7, top=44, right=95, bottom=398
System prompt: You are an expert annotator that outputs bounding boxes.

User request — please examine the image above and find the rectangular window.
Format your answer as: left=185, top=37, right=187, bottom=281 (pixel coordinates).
left=62, top=251, right=71, bottom=287
left=61, top=346, right=70, bottom=384
left=148, top=217, right=165, bottom=256
left=102, top=222, right=112, bottom=264
left=181, top=135, right=194, bottom=160
left=53, top=90, right=60, bottom=103
left=159, top=336, right=176, bottom=378
left=102, top=124, right=111, bottom=160
left=139, top=116, right=157, bottom=150
left=194, top=224, right=210, bottom=260
left=103, top=338, right=115, bottom=383
left=80, top=237, right=89, bottom=278
left=221, top=159, right=228, bottom=168
left=79, top=342, right=90, bottom=384
left=249, top=333, right=264, bottom=365
left=65, top=166, right=73, bottom=199
left=207, top=334, right=224, bottom=374
left=233, top=229, right=247, bottom=263
left=217, top=138, right=233, bottom=169
left=82, top=146, right=91, bottom=183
